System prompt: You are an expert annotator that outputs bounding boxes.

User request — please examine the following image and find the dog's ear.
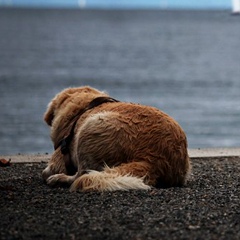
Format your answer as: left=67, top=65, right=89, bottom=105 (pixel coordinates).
left=44, top=90, right=71, bottom=126
left=44, top=101, right=55, bottom=126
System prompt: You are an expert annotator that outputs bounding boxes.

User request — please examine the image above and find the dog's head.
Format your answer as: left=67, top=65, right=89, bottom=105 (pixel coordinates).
left=44, top=86, right=108, bottom=127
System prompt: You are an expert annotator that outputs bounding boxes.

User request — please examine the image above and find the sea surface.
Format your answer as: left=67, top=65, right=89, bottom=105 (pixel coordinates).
left=0, top=8, right=239, bottom=154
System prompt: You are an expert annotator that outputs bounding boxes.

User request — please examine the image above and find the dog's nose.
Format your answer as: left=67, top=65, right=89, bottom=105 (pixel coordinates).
left=81, top=170, right=88, bottom=175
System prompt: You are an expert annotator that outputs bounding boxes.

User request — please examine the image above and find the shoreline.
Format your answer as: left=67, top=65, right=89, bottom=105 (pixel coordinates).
left=1, top=147, right=240, bottom=163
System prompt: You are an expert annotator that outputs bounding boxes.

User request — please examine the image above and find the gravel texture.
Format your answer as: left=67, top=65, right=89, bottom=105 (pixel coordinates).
left=0, top=157, right=239, bottom=240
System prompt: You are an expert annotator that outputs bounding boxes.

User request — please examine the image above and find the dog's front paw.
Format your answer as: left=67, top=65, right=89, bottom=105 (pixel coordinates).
left=46, top=173, right=66, bottom=186
left=42, top=166, right=53, bottom=182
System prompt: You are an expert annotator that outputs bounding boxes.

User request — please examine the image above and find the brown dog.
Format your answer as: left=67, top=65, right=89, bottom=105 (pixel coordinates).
left=42, top=86, right=191, bottom=191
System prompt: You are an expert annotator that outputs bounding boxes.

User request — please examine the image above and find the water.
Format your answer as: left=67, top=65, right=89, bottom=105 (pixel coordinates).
left=0, top=8, right=239, bottom=154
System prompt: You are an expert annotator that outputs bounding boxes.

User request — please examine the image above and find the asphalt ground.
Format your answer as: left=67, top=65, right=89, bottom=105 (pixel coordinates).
left=0, top=156, right=239, bottom=240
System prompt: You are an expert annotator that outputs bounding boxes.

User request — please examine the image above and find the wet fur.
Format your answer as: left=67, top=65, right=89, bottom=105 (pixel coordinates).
left=42, top=86, right=191, bottom=191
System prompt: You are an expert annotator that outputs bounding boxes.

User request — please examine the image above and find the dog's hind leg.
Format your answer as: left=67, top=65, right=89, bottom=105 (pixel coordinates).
left=70, top=161, right=153, bottom=192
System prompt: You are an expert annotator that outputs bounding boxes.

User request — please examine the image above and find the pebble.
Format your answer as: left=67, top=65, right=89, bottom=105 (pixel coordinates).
left=0, top=157, right=239, bottom=239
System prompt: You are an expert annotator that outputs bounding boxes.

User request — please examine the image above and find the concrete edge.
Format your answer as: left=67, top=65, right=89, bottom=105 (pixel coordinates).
left=0, top=148, right=240, bottom=163
left=0, top=154, right=51, bottom=163
left=188, top=147, right=240, bottom=158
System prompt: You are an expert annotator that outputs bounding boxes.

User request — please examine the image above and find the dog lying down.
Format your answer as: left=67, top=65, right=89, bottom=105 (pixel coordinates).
left=42, top=86, right=191, bottom=192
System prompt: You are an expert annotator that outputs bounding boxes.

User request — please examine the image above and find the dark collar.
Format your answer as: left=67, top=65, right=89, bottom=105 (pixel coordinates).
left=54, top=96, right=119, bottom=155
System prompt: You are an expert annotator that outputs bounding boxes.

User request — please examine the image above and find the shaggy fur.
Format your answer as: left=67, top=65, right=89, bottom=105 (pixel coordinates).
left=42, top=86, right=191, bottom=191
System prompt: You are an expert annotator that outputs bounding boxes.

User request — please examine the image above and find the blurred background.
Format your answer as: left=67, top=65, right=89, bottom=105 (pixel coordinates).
left=0, top=0, right=239, bottom=154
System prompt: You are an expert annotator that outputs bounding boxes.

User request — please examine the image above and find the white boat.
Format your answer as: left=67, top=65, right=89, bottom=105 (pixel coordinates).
left=232, top=0, right=240, bottom=14
left=78, top=0, right=86, bottom=9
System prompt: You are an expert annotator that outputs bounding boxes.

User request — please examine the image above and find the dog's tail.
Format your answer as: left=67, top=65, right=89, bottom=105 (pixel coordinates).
left=70, top=162, right=151, bottom=192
